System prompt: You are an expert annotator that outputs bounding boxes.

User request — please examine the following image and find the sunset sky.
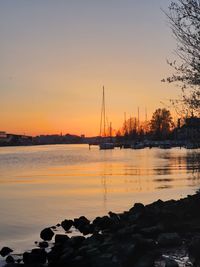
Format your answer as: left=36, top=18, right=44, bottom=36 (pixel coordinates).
left=0, top=0, right=179, bottom=136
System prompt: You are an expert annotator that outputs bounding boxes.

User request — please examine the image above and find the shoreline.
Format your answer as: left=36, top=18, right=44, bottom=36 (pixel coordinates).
left=1, top=193, right=200, bottom=266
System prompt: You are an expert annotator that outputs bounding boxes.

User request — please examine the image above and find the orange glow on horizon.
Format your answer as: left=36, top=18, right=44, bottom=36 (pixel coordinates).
left=0, top=1, right=180, bottom=137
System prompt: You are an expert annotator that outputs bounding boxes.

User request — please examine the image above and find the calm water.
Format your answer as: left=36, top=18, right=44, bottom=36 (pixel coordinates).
left=0, top=144, right=200, bottom=254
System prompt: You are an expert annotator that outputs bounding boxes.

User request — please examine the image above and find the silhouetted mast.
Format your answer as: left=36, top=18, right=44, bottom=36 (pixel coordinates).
left=110, top=122, right=112, bottom=137
left=145, top=107, right=148, bottom=133
left=124, top=112, right=127, bottom=134
left=138, top=107, right=140, bottom=133
left=100, top=86, right=106, bottom=137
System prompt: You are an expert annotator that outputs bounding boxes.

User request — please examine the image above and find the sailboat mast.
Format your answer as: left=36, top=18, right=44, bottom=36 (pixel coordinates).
left=110, top=122, right=112, bottom=137
left=145, top=107, right=147, bottom=134
left=100, top=86, right=106, bottom=137
left=124, top=112, right=127, bottom=134
left=103, top=86, right=106, bottom=137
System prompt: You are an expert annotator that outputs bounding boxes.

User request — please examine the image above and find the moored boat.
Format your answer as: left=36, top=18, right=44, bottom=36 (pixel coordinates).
left=99, top=142, right=115, bottom=150
left=131, top=142, right=145, bottom=149
left=98, top=86, right=115, bottom=150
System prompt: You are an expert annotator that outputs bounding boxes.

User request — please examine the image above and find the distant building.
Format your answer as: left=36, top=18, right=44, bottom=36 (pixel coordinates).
left=0, top=132, right=32, bottom=146
left=175, top=116, right=200, bottom=142
left=0, top=131, right=7, bottom=138
left=185, top=117, right=200, bottom=128
left=0, top=131, right=11, bottom=144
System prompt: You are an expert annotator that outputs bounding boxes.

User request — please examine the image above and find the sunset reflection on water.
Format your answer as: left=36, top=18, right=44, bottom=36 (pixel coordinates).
left=0, top=144, right=200, bottom=251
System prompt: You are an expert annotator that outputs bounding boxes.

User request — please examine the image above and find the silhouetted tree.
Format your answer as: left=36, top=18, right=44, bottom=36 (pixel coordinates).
left=150, top=108, right=174, bottom=139
left=163, top=0, right=200, bottom=113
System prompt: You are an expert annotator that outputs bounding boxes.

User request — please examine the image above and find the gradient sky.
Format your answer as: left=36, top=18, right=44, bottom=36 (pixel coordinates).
left=0, top=0, right=179, bottom=136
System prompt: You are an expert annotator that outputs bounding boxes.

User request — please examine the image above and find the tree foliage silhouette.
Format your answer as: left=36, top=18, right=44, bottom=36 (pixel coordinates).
left=163, top=0, right=200, bottom=113
left=150, top=108, right=174, bottom=139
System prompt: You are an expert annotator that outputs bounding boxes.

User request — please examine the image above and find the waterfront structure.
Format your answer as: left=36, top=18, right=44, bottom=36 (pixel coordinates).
left=0, top=132, right=32, bottom=146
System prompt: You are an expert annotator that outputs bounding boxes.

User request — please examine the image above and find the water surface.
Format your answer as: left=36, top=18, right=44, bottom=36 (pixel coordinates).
left=0, top=144, right=200, bottom=253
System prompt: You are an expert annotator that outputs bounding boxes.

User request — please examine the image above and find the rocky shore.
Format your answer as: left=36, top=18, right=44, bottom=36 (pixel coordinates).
left=2, top=192, right=200, bottom=267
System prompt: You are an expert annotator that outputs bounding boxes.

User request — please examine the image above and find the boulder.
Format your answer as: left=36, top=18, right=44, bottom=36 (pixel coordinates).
left=0, top=247, right=13, bottom=257
left=55, top=234, right=69, bottom=244
left=129, top=203, right=145, bottom=214
left=40, top=227, right=54, bottom=241
left=165, top=258, right=179, bottom=267
left=188, top=236, right=200, bottom=266
left=74, top=216, right=90, bottom=228
left=39, top=241, right=49, bottom=248
left=68, top=255, right=89, bottom=267
left=79, top=224, right=94, bottom=235
left=157, top=233, right=181, bottom=247
left=140, top=225, right=164, bottom=238
left=3, top=264, right=19, bottom=267
left=93, top=216, right=114, bottom=230
left=61, top=219, right=73, bottom=232
left=69, top=236, right=85, bottom=248
left=5, top=255, right=15, bottom=264
left=23, top=248, right=47, bottom=265
left=55, top=247, right=75, bottom=266
left=90, top=254, right=117, bottom=267
left=134, top=254, right=156, bottom=267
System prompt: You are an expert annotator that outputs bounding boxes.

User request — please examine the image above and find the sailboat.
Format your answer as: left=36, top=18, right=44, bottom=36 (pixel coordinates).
left=99, top=86, right=114, bottom=150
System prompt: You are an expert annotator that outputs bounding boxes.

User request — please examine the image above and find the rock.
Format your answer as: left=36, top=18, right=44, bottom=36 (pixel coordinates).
left=7, top=192, right=200, bottom=267
left=188, top=237, right=200, bottom=266
left=157, top=233, right=181, bottom=247
left=23, top=248, right=47, bottom=265
left=84, top=233, right=104, bottom=247
left=55, top=234, right=69, bottom=244
left=90, top=254, right=116, bottom=267
left=73, top=216, right=91, bottom=234
left=74, top=216, right=90, bottom=227
left=116, top=225, right=139, bottom=240
left=165, top=258, right=179, bottom=267
left=152, top=199, right=164, bottom=207
left=108, top=212, right=121, bottom=223
left=61, top=219, right=73, bottom=232
left=86, top=247, right=101, bottom=258
left=55, top=247, right=75, bottom=266
left=140, top=225, right=164, bottom=238
left=138, top=237, right=157, bottom=250
left=93, top=216, right=114, bottom=230
left=48, top=249, right=63, bottom=263
left=121, top=243, right=139, bottom=266
left=3, top=264, right=19, bottom=267
left=68, top=255, right=88, bottom=267
left=40, top=227, right=54, bottom=241
left=134, top=254, right=156, bottom=267
left=130, top=203, right=145, bottom=214
left=0, top=247, right=13, bottom=257
left=5, top=255, right=15, bottom=264
left=39, top=241, right=49, bottom=248
left=78, top=223, right=94, bottom=235
left=99, top=239, right=114, bottom=253
left=69, top=236, right=85, bottom=248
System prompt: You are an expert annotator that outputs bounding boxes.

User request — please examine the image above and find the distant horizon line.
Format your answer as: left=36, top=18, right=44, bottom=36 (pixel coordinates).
left=0, top=130, right=102, bottom=138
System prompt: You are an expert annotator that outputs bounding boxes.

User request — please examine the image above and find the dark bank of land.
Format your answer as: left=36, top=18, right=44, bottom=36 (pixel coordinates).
left=1, top=115, right=200, bottom=148
left=2, top=192, right=200, bottom=267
